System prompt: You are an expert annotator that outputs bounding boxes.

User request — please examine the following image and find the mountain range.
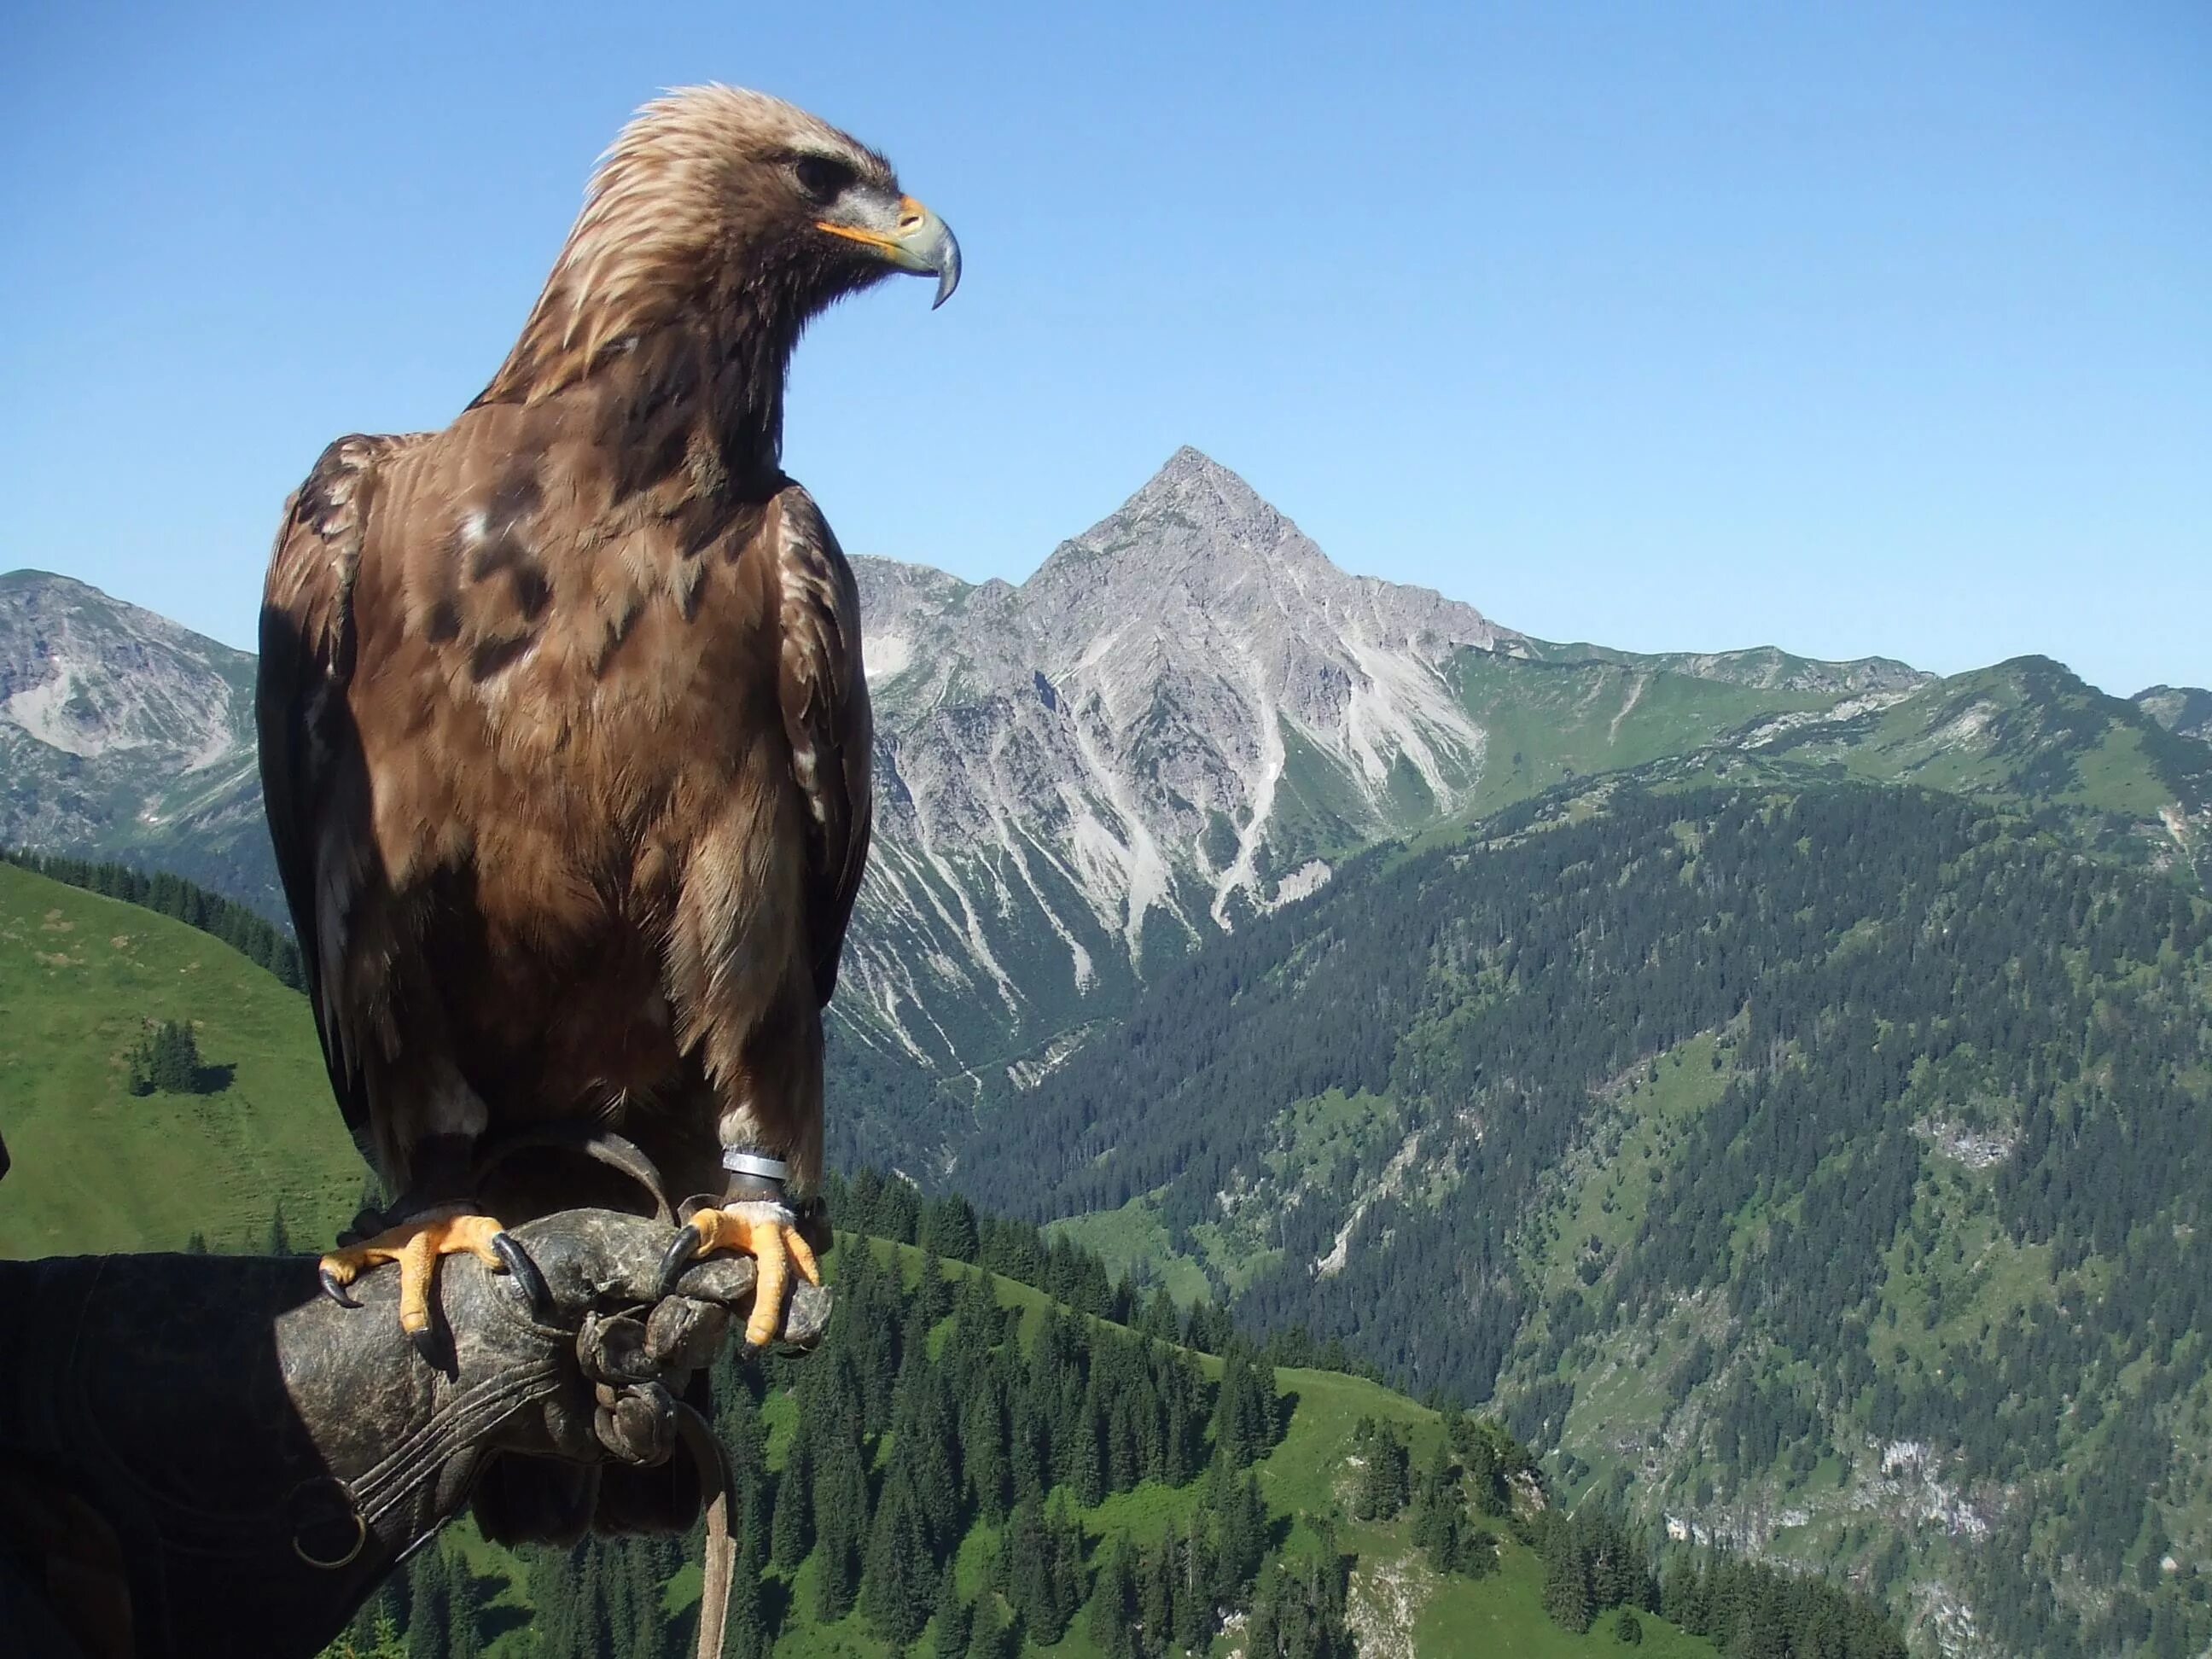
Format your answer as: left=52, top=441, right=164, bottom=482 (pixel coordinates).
left=8, top=448, right=2204, bottom=1085
left=6, top=451, right=2212, bottom=1656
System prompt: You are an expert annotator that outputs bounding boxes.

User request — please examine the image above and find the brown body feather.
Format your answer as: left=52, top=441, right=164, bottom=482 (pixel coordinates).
left=258, top=88, right=909, bottom=1219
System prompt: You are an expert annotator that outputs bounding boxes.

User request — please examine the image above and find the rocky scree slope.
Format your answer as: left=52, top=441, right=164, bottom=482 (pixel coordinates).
left=841, top=448, right=1938, bottom=1074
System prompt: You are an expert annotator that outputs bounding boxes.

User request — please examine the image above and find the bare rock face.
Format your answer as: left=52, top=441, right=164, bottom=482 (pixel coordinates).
left=2135, top=684, right=2212, bottom=748
left=0, top=571, right=245, bottom=763
left=847, top=448, right=1528, bottom=1064
left=0, top=570, right=271, bottom=905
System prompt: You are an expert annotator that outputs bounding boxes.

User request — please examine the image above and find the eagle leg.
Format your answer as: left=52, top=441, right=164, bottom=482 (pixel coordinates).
left=317, top=1207, right=521, bottom=1360
left=655, top=1202, right=822, bottom=1354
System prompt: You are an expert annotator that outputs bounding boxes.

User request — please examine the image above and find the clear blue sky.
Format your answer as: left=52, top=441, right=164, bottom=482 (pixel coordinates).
left=2, top=2, right=2205, bottom=696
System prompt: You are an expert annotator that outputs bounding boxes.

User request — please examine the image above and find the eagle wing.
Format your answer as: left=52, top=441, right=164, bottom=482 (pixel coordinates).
left=256, top=434, right=417, bottom=1146
left=772, top=483, right=874, bottom=1005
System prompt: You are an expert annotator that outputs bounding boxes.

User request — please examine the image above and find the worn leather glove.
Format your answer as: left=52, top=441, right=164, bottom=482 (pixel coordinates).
left=0, top=1208, right=828, bottom=1659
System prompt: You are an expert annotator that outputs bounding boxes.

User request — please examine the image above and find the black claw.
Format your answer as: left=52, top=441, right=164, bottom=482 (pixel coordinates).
left=492, top=1231, right=553, bottom=1320
left=738, top=1342, right=764, bottom=1364
left=407, top=1324, right=443, bottom=1368
left=655, top=1223, right=704, bottom=1299
left=318, top=1266, right=362, bottom=1310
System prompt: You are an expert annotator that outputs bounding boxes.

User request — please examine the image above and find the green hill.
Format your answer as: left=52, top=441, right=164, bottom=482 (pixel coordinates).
left=1444, top=649, right=2212, bottom=888
left=0, top=859, right=361, bottom=1256
left=335, top=1220, right=1898, bottom=1659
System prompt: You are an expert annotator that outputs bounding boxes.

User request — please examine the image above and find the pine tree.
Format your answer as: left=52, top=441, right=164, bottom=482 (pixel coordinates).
left=892, top=1362, right=963, bottom=1555
left=960, top=1376, right=1010, bottom=1522
left=154, top=1020, right=203, bottom=1092
left=1140, top=1288, right=1180, bottom=1344
left=1138, top=1532, right=1173, bottom=1657
left=770, top=1438, right=813, bottom=1570
left=1213, top=1340, right=1279, bottom=1469
left=1586, top=1510, right=1645, bottom=1612
left=1350, top=1417, right=1409, bottom=1520
left=1464, top=1429, right=1509, bottom=1516
left=1617, top=1606, right=1644, bottom=1645
left=1045, top=1500, right=1086, bottom=1640
left=811, top=1429, right=868, bottom=1621
left=876, top=1176, right=922, bottom=1245
left=1171, top=1515, right=1214, bottom=1650
left=861, top=1464, right=936, bottom=1645
left=1542, top=1518, right=1595, bottom=1635
left=265, top=1201, right=292, bottom=1255
left=445, top=1554, right=482, bottom=1659
left=999, top=1494, right=1080, bottom=1644
left=964, top=1597, right=1014, bottom=1659
left=404, top=1545, right=451, bottom=1659
left=915, top=1243, right=954, bottom=1325
left=1087, top=1536, right=1138, bottom=1659
left=928, top=1560, right=970, bottom=1659
left=920, top=1194, right=980, bottom=1262
left=1211, top=1463, right=1266, bottom=1600
left=1245, top=1549, right=1354, bottom=1659
left=724, top=1493, right=771, bottom=1659
left=1410, top=1435, right=1457, bottom=1557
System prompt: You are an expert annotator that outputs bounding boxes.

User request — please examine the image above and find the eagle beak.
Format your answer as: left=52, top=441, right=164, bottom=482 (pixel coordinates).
left=818, top=195, right=962, bottom=308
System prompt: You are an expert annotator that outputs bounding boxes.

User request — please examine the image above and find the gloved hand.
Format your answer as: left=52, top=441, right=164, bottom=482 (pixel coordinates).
left=0, top=1208, right=829, bottom=1659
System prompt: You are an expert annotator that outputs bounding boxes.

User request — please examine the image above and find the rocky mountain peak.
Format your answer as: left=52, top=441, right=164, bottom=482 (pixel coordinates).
left=828, top=452, right=1543, bottom=1065
left=1126, top=444, right=1281, bottom=527
left=1027, top=447, right=1332, bottom=615
left=0, top=569, right=253, bottom=763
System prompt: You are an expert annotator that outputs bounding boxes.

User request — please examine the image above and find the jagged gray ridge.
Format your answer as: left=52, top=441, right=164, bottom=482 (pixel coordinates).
left=0, top=449, right=1955, bottom=1070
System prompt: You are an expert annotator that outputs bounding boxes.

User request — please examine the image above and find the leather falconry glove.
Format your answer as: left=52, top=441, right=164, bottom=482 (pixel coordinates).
left=0, top=1208, right=830, bottom=1659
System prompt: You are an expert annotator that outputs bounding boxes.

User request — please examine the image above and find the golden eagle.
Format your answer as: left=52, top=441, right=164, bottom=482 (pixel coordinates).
left=258, top=87, right=957, bottom=1363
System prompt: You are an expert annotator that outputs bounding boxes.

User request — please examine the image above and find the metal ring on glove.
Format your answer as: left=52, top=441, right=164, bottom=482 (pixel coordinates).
left=288, top=1477, right=369, bottom=1569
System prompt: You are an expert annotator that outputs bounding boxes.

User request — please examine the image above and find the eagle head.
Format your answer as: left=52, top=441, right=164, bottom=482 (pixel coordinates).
left=486, top=84, right=959, bottom=407
left=658, top=84, right=962, bottom=313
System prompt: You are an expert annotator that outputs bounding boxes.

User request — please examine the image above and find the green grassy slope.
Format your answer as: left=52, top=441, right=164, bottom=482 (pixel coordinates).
left=1447, top=652, right=1836, bottom=826
left=0, top=860, right=361, bottom=1255
left=1441, top=649, right=2212, bottom=892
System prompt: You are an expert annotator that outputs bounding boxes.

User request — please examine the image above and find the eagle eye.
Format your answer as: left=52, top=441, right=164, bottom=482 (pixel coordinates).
left=792, top=154, right=855, bottom=206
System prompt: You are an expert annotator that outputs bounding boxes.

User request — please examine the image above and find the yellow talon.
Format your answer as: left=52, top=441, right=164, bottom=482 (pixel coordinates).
left=317, top=1208, right=509, bottom=1342
left=670, top=1204, right=821, bottom=1349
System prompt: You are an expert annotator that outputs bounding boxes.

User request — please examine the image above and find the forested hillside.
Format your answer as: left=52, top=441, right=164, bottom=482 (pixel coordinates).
left=951, top=781, right=2212, bottom=1656
left=323, top=1185, right=1905, bottom=1659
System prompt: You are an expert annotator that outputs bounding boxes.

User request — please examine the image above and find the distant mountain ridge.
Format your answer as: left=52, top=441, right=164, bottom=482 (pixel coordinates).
left=2136, top=683, right=2212, bottom=746
left=3, top=450, right=2205, bottom=1084
left=9, top=458, right=2211, bottom=1657
left=0, top=568, right=275, bottom=909
left=845, top=449, right=1951, bottom=1068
